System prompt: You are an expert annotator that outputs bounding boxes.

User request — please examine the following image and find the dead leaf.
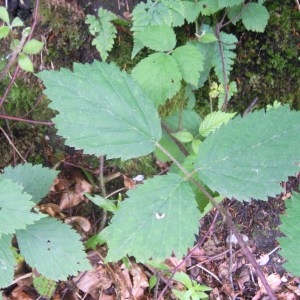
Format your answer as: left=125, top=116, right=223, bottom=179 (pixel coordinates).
left=258, top=273, right=281, bottom=294
left=74, top=266, right=114, bottom=299
left=65, top=216, right=91, bottom=232
left=130, top=263, right=149, bottom=299
left=37, top=203, right=65, bottom=218
left=122, top=174, right=136, bottom=189
left=10, top=286, right=38, bottom=300
left=59, top=178, right=92, bottom=210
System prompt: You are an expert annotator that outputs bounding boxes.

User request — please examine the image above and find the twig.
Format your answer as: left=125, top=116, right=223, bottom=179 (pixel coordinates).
left=161, top=122, right=189, bottom=156
left=0, top=126, right=27, bottom=162
left=158, top=210, right=220, bottom=299
left=99, top=155, right=108, bottom=231
left=155, top=142, right=276, bottom=300
left=295, top=0, right=300, bottom=11
left=242, top=97, right=259, bottom=117
left=0, top=114, right=54, bottom=125
left=214, top=10, right=231, bottom=112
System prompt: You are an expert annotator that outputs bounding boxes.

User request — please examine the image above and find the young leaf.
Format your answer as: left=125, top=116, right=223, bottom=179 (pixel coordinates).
left=132, top=52, right=182, bottom=106
left=213, top=32, right=237, bottom=87
left=18, top=53, right=34, bottom=72
left=86, top=194, right=118, bottom=212
left=10, top=17, right=24, bottom=28
left=278, top=192, right=300, bottom=276
left=155, top=109, right=201, bottom=162
left=23, top=39, right=43, bottom=55
left=200, top=32, right=218, bottom=43
left=0, top=234, right=14, bottom=288
left=199, top=111, right=236, bottom=137
left=171, top=131, right=193, bottom=143
left=134, top=25, right=176, bottom=52
left=85, top=8, right=117, bottom=61
left=4, top=164, right=58, bottom=204
left=0, top=25, right=9, bottom=39
left=38, top=61, right=161, bottom=160
left=0, top=178, right=42, bottom=236
left=33, top=275, right=56, bottom=298
left=16, top=217, right=91, bottom=280
left=103, top=173, right=200, bottom=263
left=0, top=6, right=9, bottom=24
left=242, top=3, right=269, bottom=32
left=196, top=106, right=300, bottom=201
left=172, top=44, right=203, bottom=86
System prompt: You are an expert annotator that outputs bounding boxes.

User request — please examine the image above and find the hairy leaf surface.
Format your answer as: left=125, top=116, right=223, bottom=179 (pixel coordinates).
left=103, top=174, right=200, bottom=262
left=4, top=164, right=58, bottom=204
left=132, top=53, right=182, bottom=106
left=278, top=192, right=300, bottom=276
left=196, top=106, right=300, bottom=201
left=38, top=61, right=161, bottom=160
left=0, top=234, right=14, bottom=288
left=0, top=178, right=41, bottom=236
left=16, top=218, right=90, bottom=280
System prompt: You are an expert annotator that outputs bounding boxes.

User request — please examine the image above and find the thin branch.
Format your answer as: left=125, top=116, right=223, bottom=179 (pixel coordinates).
left=0, top=114, right=54, bottom=125
left=0, top=126, right=26, bottom=162
left=99, top=155, right=108, bottom=231
left=155, top=142, right=276, bottom=300
left=295, top=0, right=300, bottom=11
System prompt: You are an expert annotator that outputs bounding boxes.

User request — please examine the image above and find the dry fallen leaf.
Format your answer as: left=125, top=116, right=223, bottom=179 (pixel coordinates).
left=10, top=286, right=38, bottom=300
left=59, top=178, right=92, bottom=210
left=130, top=263, right=149, bottom=299
left=37, top=203, right=65, bottom=218
left=65, top=216, right=91, bottom=232
left=122, top=174, right=136, bottom=189
left=74, top=266, right=114, bottom=299
left=258, top=273, right=282, bottom=294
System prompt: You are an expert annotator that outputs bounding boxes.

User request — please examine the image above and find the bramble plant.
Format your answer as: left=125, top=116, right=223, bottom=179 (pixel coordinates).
left=0, top=6, right=43, bottom=75
left=0, top=0, right=299, bottom=298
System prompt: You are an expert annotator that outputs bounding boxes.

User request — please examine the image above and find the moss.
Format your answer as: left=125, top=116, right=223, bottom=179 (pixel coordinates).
left=230, top=0, right=300, bottom=112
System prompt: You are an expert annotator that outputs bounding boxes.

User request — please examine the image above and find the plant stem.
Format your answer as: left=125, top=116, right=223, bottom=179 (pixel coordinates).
left=155, top=142, right=276, bottom=300
left=99, top=155, right=108, bottom=231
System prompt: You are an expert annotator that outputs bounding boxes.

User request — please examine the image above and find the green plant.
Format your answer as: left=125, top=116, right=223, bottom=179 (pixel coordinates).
left=0, top=6, right=43, bottom=74
left=172, top=272, right=211, bottom=300
left=85, top=7, right=118, bottom=61
left=0, top=1, right=299, bottom=299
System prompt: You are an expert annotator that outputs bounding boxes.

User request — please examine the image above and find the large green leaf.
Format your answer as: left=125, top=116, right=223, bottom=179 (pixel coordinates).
left=16, top=217, right=90, bottom=280
left=278, top=192, right=300, bottom=276
left=0, top=177, right=42, bottom=236
left=242, top=3, right=269, bottom=32
left=3, top=164, right=58, bottom=204
left=132, top=53, right=182, bottom=106
left=0, top=234, right=14, bottom=288
left=172, top=44, right=203, bottom=87
left=38, top=61, right=161, bottom=160
left=134, top=25, right=176, bottom=52
left=196, top=106, right=300, bottom=201
left=103, top=173, right=200, bottom=262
